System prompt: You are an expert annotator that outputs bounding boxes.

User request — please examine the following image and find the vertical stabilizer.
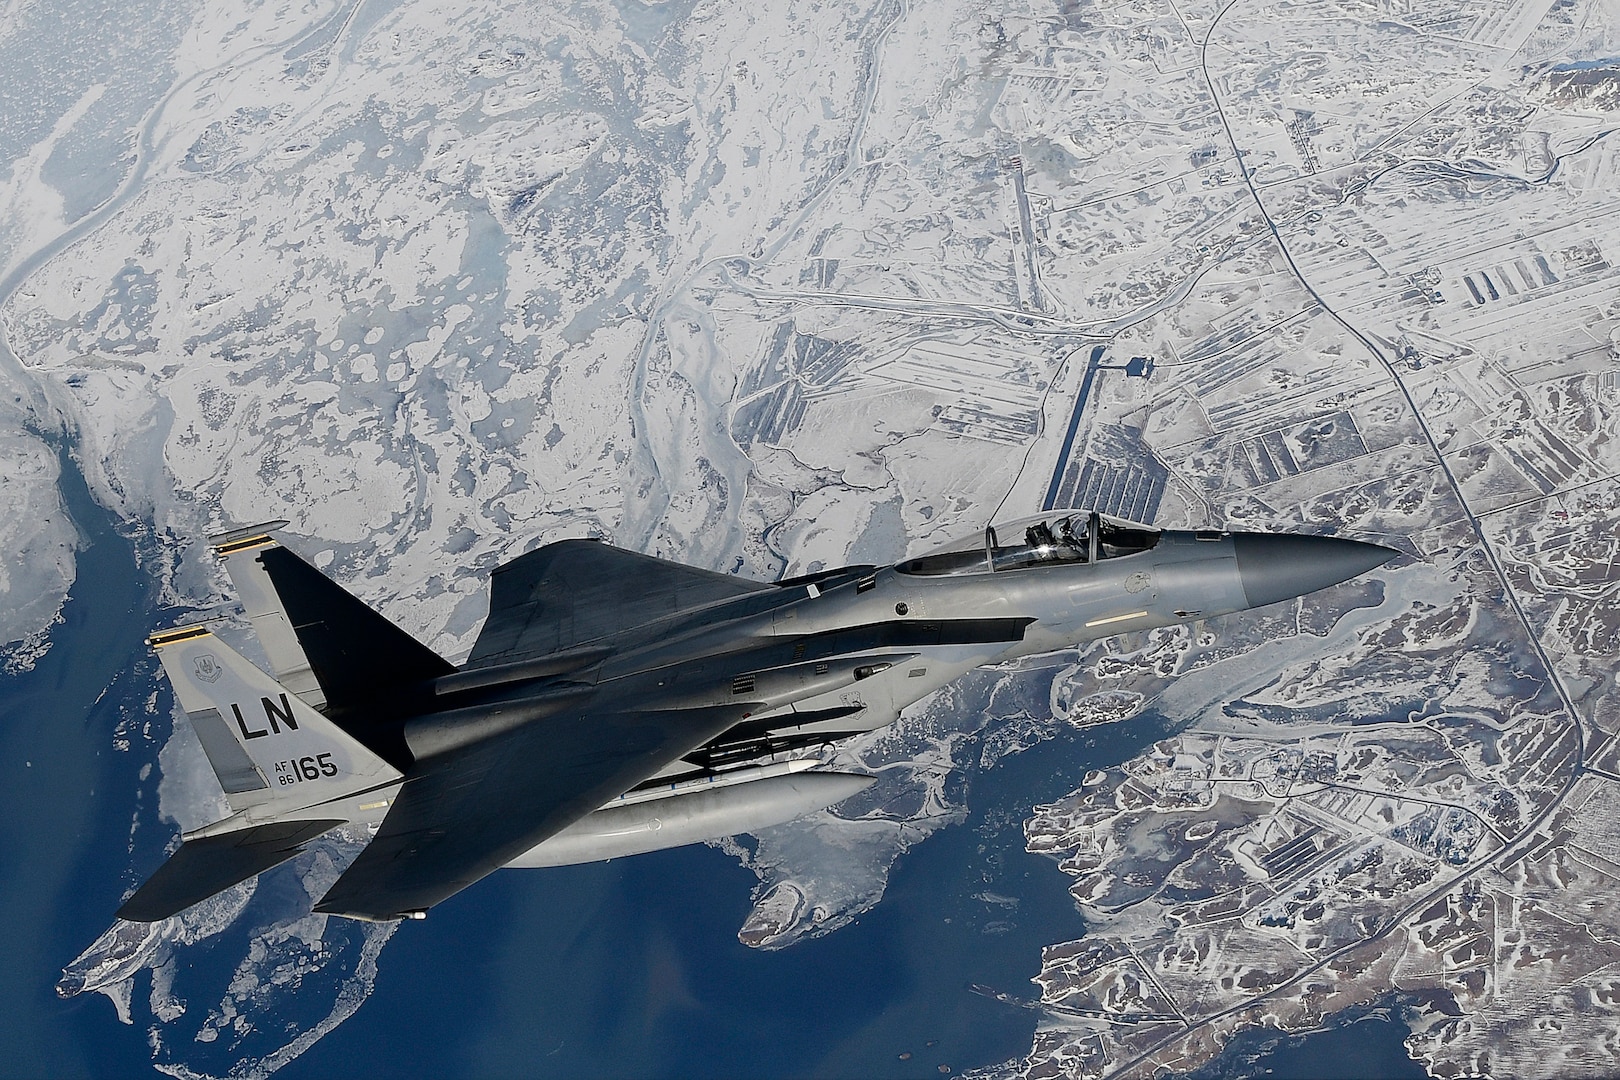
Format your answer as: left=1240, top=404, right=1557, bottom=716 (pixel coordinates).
left=209, top=524, right=454, bottom=770
left=247, top=546, right=454, bottom=715
left=149, top=625, right=403, bottom=814
left=211, top=522, right=326, bottom=709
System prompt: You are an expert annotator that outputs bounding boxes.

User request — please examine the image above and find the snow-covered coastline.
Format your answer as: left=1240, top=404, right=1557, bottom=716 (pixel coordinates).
left=15, top=0, right=1620, bottom=1074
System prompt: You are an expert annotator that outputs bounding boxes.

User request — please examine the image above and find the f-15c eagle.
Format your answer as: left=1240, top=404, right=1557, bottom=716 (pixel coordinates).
left=120, top=513, right=1395, bottom=923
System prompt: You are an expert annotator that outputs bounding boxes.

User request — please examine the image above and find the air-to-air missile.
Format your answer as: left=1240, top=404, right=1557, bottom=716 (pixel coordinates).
left=120, top=510, right=1395, bottom=922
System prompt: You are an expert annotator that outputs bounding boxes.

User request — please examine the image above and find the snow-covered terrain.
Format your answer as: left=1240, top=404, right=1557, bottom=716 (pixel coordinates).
left=4, top=0, right=1619, bottom=1074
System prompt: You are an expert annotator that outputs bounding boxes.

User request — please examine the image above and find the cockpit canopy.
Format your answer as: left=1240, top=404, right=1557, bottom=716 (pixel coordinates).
left=896, top=510, right=1160, bottom=576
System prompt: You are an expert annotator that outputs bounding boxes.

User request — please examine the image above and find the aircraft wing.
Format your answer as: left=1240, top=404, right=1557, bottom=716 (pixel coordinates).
left=465, top=539, right=768, bottom=667
left=313, top=702, right=748, bottom=921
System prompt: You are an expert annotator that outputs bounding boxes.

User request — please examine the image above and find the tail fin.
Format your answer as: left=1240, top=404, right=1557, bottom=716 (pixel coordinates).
left=251, top=544, right=454, bottom=710
left=211, top=522, right=326, bottom=708
left=211, top=523, right=454, bottom=768
left=210, top=524, right=450, bottom=718
left=150, top=626, right=403, bottom=814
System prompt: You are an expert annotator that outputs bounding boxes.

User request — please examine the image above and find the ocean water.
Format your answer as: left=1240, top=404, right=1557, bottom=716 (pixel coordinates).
left=0, top=440, right=157, bottom=1076
left=287, top=738, right=1096, bottom=1078
left=1185, top=1006, right=1427, bottom=1080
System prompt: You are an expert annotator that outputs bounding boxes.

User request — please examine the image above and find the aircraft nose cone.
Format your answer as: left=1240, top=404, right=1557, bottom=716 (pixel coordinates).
left=1231, top=533, right=1398, bottom=610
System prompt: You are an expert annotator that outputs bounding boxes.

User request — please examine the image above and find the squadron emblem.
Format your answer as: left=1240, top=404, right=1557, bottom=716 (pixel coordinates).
left=1123, top=571, right=1152, bottom=594
left=192, top=654, right=222, bottom=683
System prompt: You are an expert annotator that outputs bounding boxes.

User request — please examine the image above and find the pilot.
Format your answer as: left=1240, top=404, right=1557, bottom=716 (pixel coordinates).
left=1025, top=520, right=1057, bottom=555
left=1055, top=516, right=1085, bottom=557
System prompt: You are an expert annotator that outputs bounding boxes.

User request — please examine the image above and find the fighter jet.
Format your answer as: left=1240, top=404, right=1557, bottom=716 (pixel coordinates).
left=119, top=512, right=1395, bottom=923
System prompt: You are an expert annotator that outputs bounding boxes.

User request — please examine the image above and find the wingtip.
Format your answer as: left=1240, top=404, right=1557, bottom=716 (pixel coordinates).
left=114, top=899, right=169, bottom=924
left=312, top=899, right=428, bottom=923
left=208, top=520, right=291, bottom=547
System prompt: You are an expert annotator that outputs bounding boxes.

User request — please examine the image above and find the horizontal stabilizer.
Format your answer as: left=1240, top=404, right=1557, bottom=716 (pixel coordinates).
left=117, top=819, right=344, bottom=922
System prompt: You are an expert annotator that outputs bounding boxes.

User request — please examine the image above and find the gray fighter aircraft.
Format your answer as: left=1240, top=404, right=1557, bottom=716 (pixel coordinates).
left=120, top=512, right=1395, bottom=923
